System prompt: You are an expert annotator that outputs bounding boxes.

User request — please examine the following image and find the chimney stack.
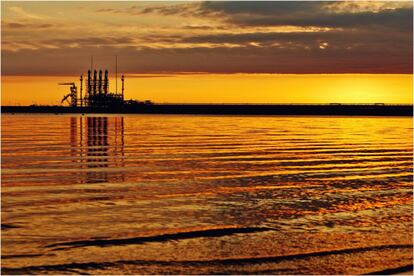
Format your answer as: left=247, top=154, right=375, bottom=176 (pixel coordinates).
left=87, top=70, right=91, bottom=98
left=80, top=74, right=83, bottom=107
left=104, top=70, right=109, bottom=95
left=121, top=75, right=125, bottom=101
left=98, top=70, right=103, bottom=95
left=93, top=70, right=97, bottom=96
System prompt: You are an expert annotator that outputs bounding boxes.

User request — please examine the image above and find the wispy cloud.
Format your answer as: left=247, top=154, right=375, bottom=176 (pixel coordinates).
left=2, top=20, right=54, bottom=30
left=97, top=3, right=213, bottom=18
left=7, top=6, right=44, bottom=20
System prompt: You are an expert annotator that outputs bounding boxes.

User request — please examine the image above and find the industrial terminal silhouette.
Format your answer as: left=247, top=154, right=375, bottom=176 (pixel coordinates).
left=59, top=69, right=126, bottom=108
left=2, top=60, right=413, bottom=116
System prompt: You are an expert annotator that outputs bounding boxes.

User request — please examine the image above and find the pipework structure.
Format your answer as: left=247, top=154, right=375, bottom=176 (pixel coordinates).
left=59, top=82, right=77, bottom=107
left=60, top=69, right=125, bottom=108
left=84, top=69, right=124, bottom=108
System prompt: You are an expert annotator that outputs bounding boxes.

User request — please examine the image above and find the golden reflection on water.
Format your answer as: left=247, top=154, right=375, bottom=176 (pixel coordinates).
left=69, top=117, right=126, bottom=183
left=1, top=115, right=412, bottom=274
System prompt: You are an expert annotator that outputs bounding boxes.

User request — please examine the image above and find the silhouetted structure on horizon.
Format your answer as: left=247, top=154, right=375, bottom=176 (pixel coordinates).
left=61, top=70, right=125, bottom=108
left=5, top=103, right=412, bottom=117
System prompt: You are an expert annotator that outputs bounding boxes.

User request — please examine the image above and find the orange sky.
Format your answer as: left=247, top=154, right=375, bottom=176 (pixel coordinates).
left=1, top=1, right=413, bottom=105
left=2, top=74, right=412, bottom=105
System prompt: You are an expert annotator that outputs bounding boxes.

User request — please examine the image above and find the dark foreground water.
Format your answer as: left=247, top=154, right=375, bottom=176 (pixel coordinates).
left=1, top=114, right=413, bottom=274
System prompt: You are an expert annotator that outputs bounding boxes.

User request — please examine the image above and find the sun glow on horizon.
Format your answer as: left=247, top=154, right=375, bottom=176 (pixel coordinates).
left=1, top=74, right=412, bottom=106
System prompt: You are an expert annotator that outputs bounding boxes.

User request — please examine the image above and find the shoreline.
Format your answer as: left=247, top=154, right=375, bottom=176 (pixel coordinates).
left=2, top=104, right=413, bottom=116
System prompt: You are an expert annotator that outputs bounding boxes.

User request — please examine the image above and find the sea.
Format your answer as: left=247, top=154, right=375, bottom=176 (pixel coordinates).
left=1, top=114, right=413, bottom=274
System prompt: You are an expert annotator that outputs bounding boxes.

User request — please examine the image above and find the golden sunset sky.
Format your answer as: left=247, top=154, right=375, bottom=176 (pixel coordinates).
left=1, top=1, right=413, bottom=105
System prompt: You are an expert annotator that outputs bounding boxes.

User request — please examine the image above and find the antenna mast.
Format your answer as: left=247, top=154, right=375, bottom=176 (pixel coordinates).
left=115, top=55, right=118, bottom=95
left=80, top=75, right=83, bottom=107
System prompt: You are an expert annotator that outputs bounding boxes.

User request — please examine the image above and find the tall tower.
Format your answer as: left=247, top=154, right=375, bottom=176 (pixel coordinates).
left=104, top=70, right=109, bottom=95
left=87, top=70, right=91, bottom=99
left=121, top=75, right=125, bottom=101
left=115, top=55, right=118, bottom=95
left=93, top=70, right=97, bottom=96
left=98, top=70, right=103, bottom=96
left=80, top=75, right=83, bottom=107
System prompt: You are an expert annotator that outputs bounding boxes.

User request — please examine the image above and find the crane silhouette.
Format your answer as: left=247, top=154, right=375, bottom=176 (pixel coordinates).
left=59, top=83, right=77, bottom=107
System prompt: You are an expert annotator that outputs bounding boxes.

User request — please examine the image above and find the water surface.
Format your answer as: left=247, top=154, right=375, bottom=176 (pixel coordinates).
left=2, top=114, right=412, bottom=274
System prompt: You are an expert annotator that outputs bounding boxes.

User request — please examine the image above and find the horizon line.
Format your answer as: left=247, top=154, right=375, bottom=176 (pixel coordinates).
left=2, top=72, right=413, bottom=77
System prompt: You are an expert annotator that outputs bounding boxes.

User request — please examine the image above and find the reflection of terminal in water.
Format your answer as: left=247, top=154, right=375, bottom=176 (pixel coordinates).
left=70, top=116, right=125, bottom=183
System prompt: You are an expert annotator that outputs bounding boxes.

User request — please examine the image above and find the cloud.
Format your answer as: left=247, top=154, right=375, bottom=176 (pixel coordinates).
left=97, top=2, right=412, bottom=35
left=199, top=1, right=413, bottom=30
left=95, top=2, right=216, bottom=18
left=1, top=35, right=139, bottom=52
left=96, top=8, right=117, bottom=13
left=44, top=36, right=137, bottom=48
left=2, top=42, right=412, bottom=76
left=200, top=1, right=323, bottom=16
left=325, top=1, right=413, bottom=14
left=179, top=28, right=411, bottom=49
left=1, top=1, right=412, bottom=75
left=139, top=5, right=185, bottom=16
left=2, top=21, right=55, bottom=29
left=96, top=4, right=181, bottom=17
left=235, top=8, right=412, bottom=31
left=180, top=31, right=334, bottom=44
left=182, top=25, right=225, bottom=31
left=7, top=6, right=44, bottom=20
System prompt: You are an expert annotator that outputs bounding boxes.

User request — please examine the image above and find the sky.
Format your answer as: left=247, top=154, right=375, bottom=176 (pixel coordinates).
left=1, top=1, right=413, bottom=105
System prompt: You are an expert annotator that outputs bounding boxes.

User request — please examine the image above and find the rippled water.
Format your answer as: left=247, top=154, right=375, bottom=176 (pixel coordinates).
left=2, top=114, right=413, bottom=274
